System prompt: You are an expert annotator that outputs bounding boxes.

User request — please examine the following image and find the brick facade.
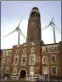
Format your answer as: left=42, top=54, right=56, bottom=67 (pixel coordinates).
left=1, top=41, right=62, bottom=79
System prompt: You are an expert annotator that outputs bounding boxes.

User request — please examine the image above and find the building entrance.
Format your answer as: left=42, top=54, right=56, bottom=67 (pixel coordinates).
left=19, top=69, right=26, bottom=79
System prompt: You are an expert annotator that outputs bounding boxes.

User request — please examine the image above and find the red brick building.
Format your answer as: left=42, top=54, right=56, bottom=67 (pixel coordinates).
left=1, top=42, right=62, bottom=80
left=1, top=7, right=62, bottom=80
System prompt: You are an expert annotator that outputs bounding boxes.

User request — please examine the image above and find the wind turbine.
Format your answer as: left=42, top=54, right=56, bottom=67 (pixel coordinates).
left=42, top=14, right=61, bottom=43
left=4, top=17, right=26, bottom=45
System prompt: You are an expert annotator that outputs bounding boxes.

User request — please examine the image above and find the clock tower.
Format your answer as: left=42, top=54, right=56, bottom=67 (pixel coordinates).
left=27, top=7, right=41, bottom=42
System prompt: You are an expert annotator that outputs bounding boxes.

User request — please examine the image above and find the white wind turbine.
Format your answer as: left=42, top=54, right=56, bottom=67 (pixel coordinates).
left=42, top=14, right=61, bottom=43
left=4, top=17, right=26, bottom=45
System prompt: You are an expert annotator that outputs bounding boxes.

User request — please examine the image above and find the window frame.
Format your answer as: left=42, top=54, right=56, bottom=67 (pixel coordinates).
left=29, top=54, right=35, bottom=65
left=51, top=66, right=57, bottom=75
left=6, top=58, right=10, bottom=65
left=8, top=51, right=12, bottom=56
left=31, top=47, right=35, bottom=54
left=1, top=58, right=5, bottom=65
left=14, top=55, right=19, bottom=65
left=23, top=48, right=26, bottom=54
left=42, top=56, right=48, bottom=64
left=42, top=46, right=46, bottom=53
left=21, top=54, right=27, bottom=66
left=51, top=55, right=56, bottom=64
left=30, top=66, right=34, bottom=76
left=5, top=66, right=10, bottom=73
left=16, top=49, right=19, bottom=54
left=13, top=66, right=17, bottom=75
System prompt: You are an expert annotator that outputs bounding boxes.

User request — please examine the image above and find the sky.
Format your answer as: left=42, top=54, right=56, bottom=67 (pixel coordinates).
left=1, top=1, right=61, bottom=49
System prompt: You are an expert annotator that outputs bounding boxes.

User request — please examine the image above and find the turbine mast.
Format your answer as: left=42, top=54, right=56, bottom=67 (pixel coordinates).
left=18, top=31, right=20, bottom=45
left=53, top=26, right=56, bottom=43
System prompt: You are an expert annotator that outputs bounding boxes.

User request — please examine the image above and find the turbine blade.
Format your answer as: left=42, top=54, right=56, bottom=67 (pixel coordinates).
left=18, top=16, right=24, bottom=27
left=54, top=25, right=61, bottom=33
left=4, top=29, right=16, bottom=37
left=42, top=24, right=50, bottom=30
left=51, top=14, right=55, bottom=22
left=19, top=29, right=26, bottom=40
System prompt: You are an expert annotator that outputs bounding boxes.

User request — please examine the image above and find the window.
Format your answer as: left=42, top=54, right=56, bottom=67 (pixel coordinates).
left=51, top=55, right=56, bottom=64
left=7, top=58, right=10, bottom=65
left=16, top=49, right=19, bottom=54
left=42, top=47, right=46, bottom=53
left=51, top=66, right=57, bottom=75
left=30, top=66, right=34, bottom=76
left=42, top=56, right=48, bottom=64
left=14, top=56, right=19, bottom=65
left=42, top=66, right=49, bottom=75
left=2, top=51, right=6, bottom=57
left=31, top=47, right=35, bottom=53
left=1, top=66, right=4, bottom=73
left=13, top=66, right=17, bottom=75
left=29, top=54, right=35, bottom=65
left=6, top=51, right=9, bottom=56
left=8, top=51, right=12, bottom=56
left=21, top=55, right=26, bottom=66
left=1, top=58, right=5, bottom=65
left=6, top=67, right=9, bottom=73
left=23, top=48, right=26, bottom=54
